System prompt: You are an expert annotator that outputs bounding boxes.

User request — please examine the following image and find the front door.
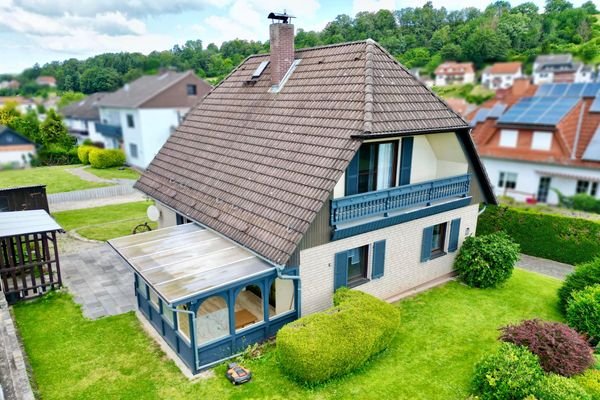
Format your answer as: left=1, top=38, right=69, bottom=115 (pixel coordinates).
left=537, top=177, right=551, bottom=203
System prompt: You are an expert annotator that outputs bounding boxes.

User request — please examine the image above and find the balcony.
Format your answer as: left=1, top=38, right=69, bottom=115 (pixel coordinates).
left=95, top=123, right=122, bottom=139
left=331, top=174, right=471, bottom=227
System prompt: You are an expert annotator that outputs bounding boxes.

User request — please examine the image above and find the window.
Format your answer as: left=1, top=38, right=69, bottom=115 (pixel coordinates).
left=499, top=130, right=518, bottom=147
left=186, top=84, right=197, bottom=96
left=592, top=182, right=598, bottom=197
left=176, top=304, right=191, bottom=341
left=197, top=295, right=229, bottom=344
left=421, top=219, right=461, bottom=262
left=126, top=114, right=135, bottom=128
left=176, top=214, right=192, bottom=225
left=161, top=301, right=174, bottom=326
left=430, top=223, right=446, bottom=257
left=129, top=143, right=138, bottom=158
left=532, top=131, right=553, bottom=151
left=235, top=284, right=264, bottom=331
left=498, top=172, right=517, bottom=189
left=349, top=141, right=398, bottom=195
left=347, top=246, right=369, bottom=287
left=537, top=177, right=552, bottom=203
left=576, top=180, right=590, bottom=194
left=148, top=287, right=159, bottom=309
left=268, top=278, right=295, bottom=318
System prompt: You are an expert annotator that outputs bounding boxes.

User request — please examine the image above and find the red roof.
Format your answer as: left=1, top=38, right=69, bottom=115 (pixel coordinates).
left=487, top=62, right=522, bottom=75
left=435, top=62, right=475, bottom=76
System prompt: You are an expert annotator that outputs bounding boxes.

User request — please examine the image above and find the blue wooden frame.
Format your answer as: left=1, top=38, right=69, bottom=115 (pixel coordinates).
left=134, top=267, right=300, bottom=374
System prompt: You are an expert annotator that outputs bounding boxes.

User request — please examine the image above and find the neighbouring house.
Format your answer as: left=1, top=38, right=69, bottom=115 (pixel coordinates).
left=109, top=15, right=496, bottom=375
left=434, top=62, right=475, bottom=86
left=60, top=93, right=108, bottom=146
left=533, top=54, right=595, bottom=85
left=469, top=82, right=600, bottom=204
left=0, top=80, right=20, bottom=90
left=445, top=98, right=477, bottom=117
left=35, top=76, right=56, bottom=87
left=0, top=125, right=36, bottom=168
left=0, top=96, right=35, bottom=114
left=95, top=71, right=212, bottom=169
left=481, top=62, right=523, bottom=90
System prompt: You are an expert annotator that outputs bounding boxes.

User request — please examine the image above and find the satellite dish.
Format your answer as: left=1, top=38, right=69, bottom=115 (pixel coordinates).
left=147, top=205, right=160, bottom=222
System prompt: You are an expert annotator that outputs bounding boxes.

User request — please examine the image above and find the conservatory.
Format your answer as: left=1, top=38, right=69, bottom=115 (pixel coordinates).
left=109, top=223, right=298, bottom=374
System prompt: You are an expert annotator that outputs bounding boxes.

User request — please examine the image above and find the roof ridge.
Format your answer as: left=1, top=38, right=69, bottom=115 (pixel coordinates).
left=245, top=39, right=371, bottom=60
left=363, top=39, right=375, bottom=134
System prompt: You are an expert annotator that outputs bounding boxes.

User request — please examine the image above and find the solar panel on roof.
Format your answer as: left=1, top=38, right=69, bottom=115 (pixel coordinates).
left=582, top=125, right=600, bottom=162
left=582, top=83, right=600, bottom=97
left=535, top=83, right=600, bottom=98
left=498, top=96, right=578, bottom=126
left=565, top=83, right=585, bottom=97
left=590, top=95, right=600, bottom=112
left=251, top=61, right=269, bottom=78
left=488, top=103, right=507, bottom=118
left=535, top=84, right=552, bottom=97
left=549, top=84, right=568, bottom=97
left=470, top=108, right=490, bottom=126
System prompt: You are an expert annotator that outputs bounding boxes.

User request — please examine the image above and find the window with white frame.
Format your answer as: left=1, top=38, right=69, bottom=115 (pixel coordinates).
left=499, top=130, right=518, bottom=147
left=498, top=172, right=518, bottom=189
left=129, top=143, right=138, bottom=158
left=532, top=131, right=553, bottom=151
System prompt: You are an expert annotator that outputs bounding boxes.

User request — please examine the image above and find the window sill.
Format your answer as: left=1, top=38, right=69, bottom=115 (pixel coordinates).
left=348, top=278, right=370, bottom=288
left=430, top=251, right=447, bottom=260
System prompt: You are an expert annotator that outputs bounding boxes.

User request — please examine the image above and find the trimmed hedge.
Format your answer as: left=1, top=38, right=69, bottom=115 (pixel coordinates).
left=566, top=285, right=600, bottom=342
left=477, top=206, right=600, bottom=265
left=276, top=288, right=400, bottom=384
left=576, top=370, right=600, bottom=400
left=36, top=144, right=79, bottom=166
left=534, top=374, right=591, bottom=400
left=454, top=232, right=520, bottom=288
left=88, top=148, right=126, bottom=169
left=499, top=319, right=595, bottom=377
left=558, top=258, right=600, bottom=313
left=472, top=342, right=544, bottom=400
left=77, top=145, right=97, bottom=164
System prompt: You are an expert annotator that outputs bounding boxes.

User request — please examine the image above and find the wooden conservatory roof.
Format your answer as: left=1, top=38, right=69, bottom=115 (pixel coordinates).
left=108, top=223, right=274, bottom=305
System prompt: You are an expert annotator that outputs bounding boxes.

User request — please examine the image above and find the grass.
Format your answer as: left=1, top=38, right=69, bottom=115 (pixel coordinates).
left=52, top=201, right=157, bottom=241
left=14, top=269, right=563, bottom=400
left=0, top=165, right=111, bottom=194
left=84, top=166, right=141, bottom=181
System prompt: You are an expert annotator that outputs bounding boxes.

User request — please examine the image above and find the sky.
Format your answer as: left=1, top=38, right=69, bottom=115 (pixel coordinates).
left=0, top=0, right=591, bottom=74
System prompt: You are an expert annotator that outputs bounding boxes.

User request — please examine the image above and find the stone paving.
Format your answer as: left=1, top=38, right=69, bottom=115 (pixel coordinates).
left=60, top=242, right=136, bottom=319
left=517, top=253, right=574, bottom=280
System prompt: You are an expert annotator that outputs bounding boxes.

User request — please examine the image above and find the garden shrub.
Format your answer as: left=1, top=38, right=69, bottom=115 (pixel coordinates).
left=559, top=258, right=600, bottom=312
left=88, top=148, right=126, bottom=169
left=472, top=342, right=544, bottom=400
left=77, top=145, right=97, bottom=164
left=37, top=144, right=79, bottom=166
left=454, top=232, right=520, bottom=288
left=499, top=319, right=595, bottom=377
left=567, top=285, right=600, bottom=342
left=576, top=370, right=600, bottom=400
left=572, top=194, right=600, bottom=215
left=276, top=288, right=400, bottom=384
left=534, top=374, right=591, bottom=400
left=477, top=206, right=600, bottom=265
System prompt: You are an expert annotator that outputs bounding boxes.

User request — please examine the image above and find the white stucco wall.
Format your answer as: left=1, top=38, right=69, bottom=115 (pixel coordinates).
left=0, top=147, right=36, bottom=166
left=136, top=108, right=183, bottom=169
left=299, top=203, right=479, bottom=316
left=482, top=157, right=600, bottom=204
left=155, top=201, right=178, bottom=228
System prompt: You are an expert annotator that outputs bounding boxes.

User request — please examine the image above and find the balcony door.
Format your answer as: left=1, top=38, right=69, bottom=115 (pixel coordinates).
left=347, top=141, right=398, bottom=195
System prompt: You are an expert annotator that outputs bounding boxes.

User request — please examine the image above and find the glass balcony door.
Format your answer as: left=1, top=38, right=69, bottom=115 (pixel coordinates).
left=354, top=141, right=398, bottom=195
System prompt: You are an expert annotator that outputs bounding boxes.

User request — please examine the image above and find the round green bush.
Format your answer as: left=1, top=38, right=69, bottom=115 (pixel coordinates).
left=77, top=145, right=97, bottom=164
left=559, top=258, right=600, bottom=313
left=276, top=288, right=400, bottom=384
left=454, top=232, right=520, bottom=288
left=576, top=370, right=600, bottom=400
left=472, top=342, right=544, bottom=400
left=534, top=374, right=591, bottom=400
left=567, top=285, right=600, bottom=342
left=88, top=148, right=126, bottom=169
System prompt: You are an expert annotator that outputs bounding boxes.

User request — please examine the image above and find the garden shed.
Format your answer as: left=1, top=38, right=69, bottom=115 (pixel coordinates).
left=0, top=210, right=63, bottom=304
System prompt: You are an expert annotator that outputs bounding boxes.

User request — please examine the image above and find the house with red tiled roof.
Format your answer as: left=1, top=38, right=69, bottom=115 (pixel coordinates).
left=107, top=14, right=496, bottom=375
left=481, top=62, right=523, bottom=90
left=469, top=82, right=600, bottom=204
left=434, top=62, right=475, bottom=86
left=35, top=76, right=56, bottom=87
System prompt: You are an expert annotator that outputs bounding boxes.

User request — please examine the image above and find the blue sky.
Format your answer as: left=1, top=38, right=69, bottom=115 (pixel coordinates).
left=0, top=0, right=589, bottom=74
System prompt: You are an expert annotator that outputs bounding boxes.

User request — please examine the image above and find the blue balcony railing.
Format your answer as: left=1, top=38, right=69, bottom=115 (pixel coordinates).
left=331, top=174, right=471, bottom=225
left=95, top=123, right=123, bottom=139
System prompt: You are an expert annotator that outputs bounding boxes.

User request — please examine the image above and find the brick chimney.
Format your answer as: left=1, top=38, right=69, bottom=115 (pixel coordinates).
left=269, top=21, right=295, bottom=87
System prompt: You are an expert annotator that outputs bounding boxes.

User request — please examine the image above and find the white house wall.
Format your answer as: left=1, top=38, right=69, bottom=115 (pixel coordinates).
left=299, top=203, right=479, bottom=316
left=0, top=147, right=36, bottom=166
left=136, top=108, right=182, bottom=169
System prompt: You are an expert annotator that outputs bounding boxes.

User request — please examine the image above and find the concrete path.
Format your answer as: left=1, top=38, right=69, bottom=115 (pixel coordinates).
left=67, top=166, right=114, bottom=183
left=517, top=254, right=574, bottom=280
left=60, top=242, right=136, bottom=319
left=50, top=192, right=147, bottom=212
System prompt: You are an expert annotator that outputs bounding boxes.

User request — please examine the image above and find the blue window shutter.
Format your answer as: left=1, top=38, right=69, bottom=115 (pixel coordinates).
left=372, top=240, right=386, bottom=279
left=421, top=226, right=434, bottom=262
left=334, top=251, right=348, bottom=291
left=448, top=218, right=461, bottom=252
left=345, top=151, right=360, bottom=196
left=399, top=137, right=413, bottom=186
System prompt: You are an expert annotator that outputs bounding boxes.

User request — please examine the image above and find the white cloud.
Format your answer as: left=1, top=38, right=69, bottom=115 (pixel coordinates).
left=352, top=0, right=397, bottom=14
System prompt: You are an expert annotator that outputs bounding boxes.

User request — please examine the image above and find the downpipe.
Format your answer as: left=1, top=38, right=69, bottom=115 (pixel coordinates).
left=478, top=203, right=487, bottom=216
left=276, top=267, right=302, bottom=318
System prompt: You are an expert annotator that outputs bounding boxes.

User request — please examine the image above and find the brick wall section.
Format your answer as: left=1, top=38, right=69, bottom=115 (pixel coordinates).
left=299, top=204, right=480, bottom=315
left=269, top=23, right=295, bottom=87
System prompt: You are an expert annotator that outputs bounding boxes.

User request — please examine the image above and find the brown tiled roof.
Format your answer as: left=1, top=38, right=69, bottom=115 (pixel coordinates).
left=435, top=62, right=475, bottom=75
left=60, top=92, right=107, bottom=121
left=135, top=39, right=470, bottom=265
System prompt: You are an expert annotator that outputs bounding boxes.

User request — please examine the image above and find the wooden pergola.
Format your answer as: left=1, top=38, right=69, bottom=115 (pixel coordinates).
left=0, top=210, right=63, bottom=304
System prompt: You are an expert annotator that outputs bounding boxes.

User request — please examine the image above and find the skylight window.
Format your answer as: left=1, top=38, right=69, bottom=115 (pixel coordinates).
left=252, top=61, right=269, bottom=79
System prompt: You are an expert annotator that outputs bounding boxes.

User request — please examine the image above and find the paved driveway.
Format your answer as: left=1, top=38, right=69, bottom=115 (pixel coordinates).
left=60, top=242, right=136, bottom=319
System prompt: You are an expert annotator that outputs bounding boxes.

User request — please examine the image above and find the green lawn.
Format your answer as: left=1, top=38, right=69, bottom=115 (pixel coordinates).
left=14, top=269, right=563, bottom=400
left=85, top=166, right=141, bottom=181
left=52, top=201, right=157, bottom=241
left=0, top=165, right=111, bottom=194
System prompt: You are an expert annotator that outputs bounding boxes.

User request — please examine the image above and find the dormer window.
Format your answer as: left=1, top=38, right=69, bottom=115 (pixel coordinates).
left=186, top=84, right=197, bottom=96
left=531, top=131, right=552, bottom=151
left=499, top=129, right=518, bottom=148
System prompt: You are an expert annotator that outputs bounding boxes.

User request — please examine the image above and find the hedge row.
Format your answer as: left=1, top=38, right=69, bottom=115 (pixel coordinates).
left=477, top=206, right=600, bottom=265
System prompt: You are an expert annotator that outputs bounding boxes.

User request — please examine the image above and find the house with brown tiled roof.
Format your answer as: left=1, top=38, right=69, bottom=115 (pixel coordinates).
left=108, top=15, right=496, bottom=375
left=60, top=92, right=108, bottom=145
left=481, top=62, right=523, bottom=90
left=469, top=82, right=600, bottom=204
left=434, top=62, right=475, bottom=86
left=35, top=76, right=56, bottom=87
